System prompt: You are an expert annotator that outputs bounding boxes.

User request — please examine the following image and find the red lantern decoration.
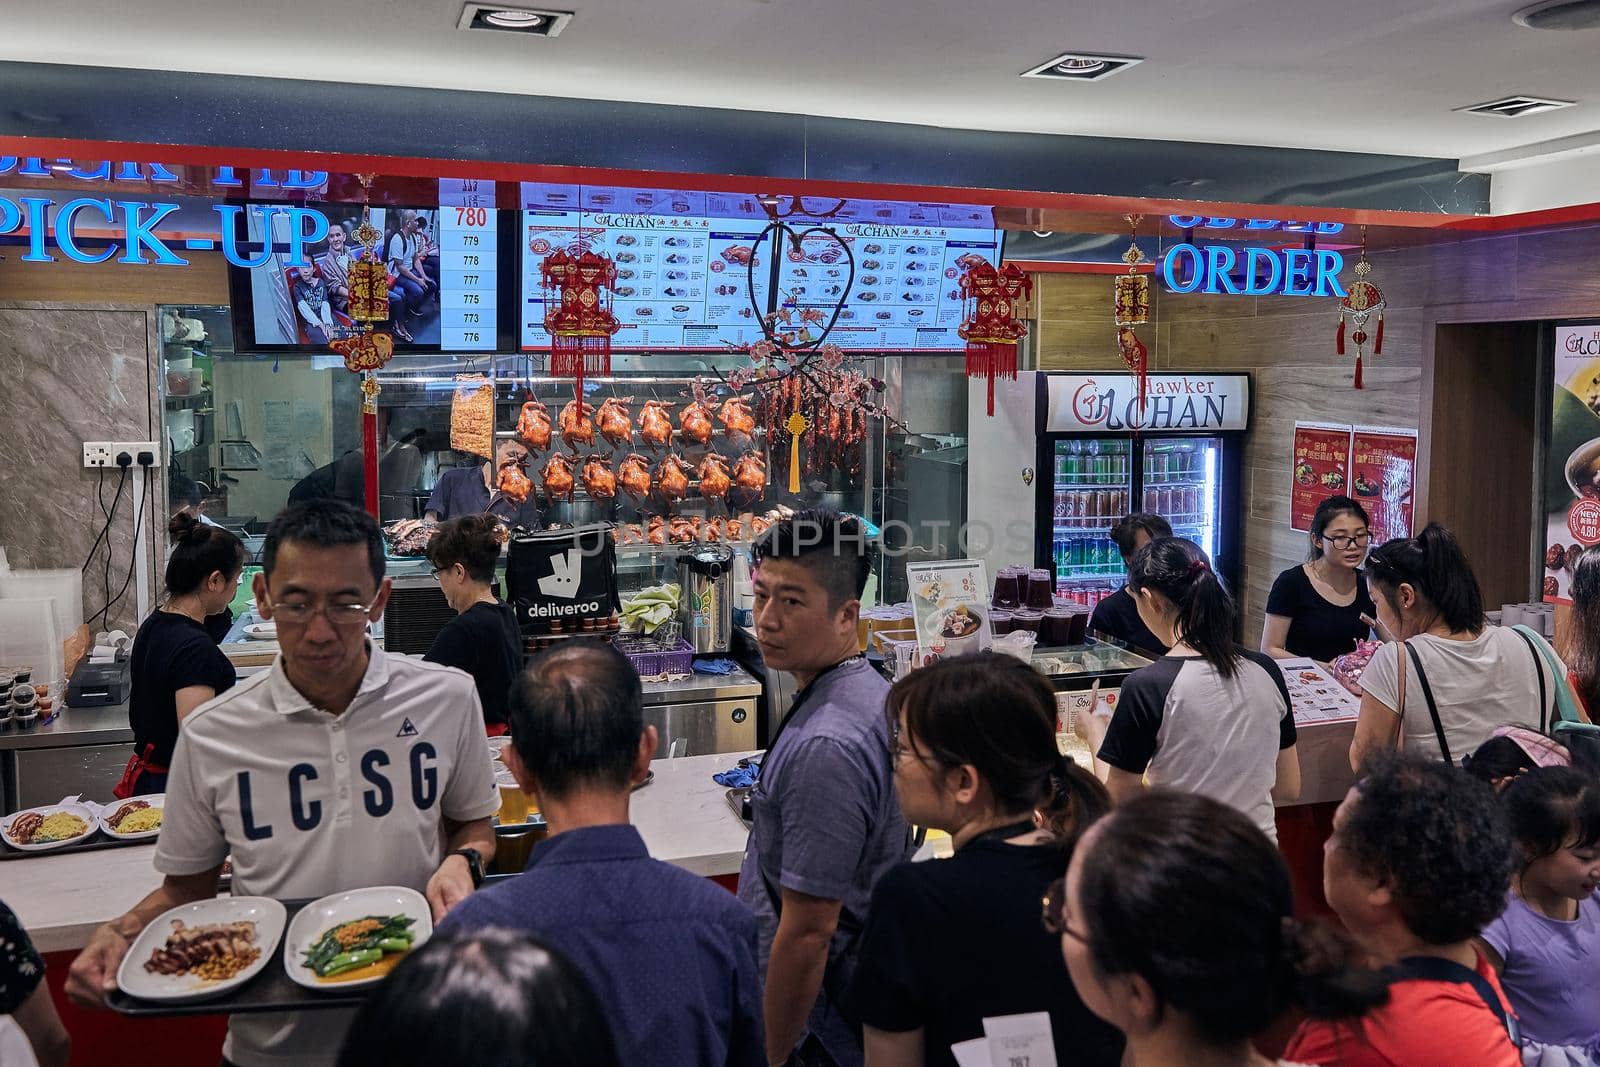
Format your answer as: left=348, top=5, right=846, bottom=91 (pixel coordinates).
left=1114, top=218, right=1152, bottom=418
left=1335, top=230, right=1385, bottom=390
left=541, top=246, right=622, bottom=398
left=958, top=259, right=1032, bottom=416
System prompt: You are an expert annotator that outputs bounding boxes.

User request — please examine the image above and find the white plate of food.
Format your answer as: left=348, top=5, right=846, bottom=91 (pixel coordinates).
left=0, top=801, right=97, bottom=851
left=285, top=886, right=431, bottom=992
left=242, top=622, right=278, bottom=641
left=117, top=897, right=286, bottom=1003
left=99, top=795, right=166, bottom=841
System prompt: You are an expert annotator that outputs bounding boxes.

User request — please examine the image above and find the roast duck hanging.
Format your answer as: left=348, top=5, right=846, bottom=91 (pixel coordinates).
left=697, top=454, right=732, bottom=501
left=654, top=454, right=691, bottom=502
left=580, top=455, right=618, bottom=499
left=559, top=400, right=595, bottom=452
left=679, top=400, right=714, bottom=447
left=639, top=401, right=674, bottom=449
left=596, top=398, right=634, bottom=448
left=618, top=453, right=653, bottom=500
left=717, top=397, right=756, bottom=439
left=540, top=452, right=576, bottom=503
left=496, top=456, right=533, bottom=505
left=515, top=400, right=553, bottom=451
left=732, top=451, right=768, bottom=496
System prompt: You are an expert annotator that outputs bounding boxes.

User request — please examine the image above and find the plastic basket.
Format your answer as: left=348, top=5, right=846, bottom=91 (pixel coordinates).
left=615, top=635, right=695, bottom=680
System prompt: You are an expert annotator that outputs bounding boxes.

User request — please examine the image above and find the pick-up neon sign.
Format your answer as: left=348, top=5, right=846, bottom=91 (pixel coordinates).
left=0, top=196, right=329, bottom=268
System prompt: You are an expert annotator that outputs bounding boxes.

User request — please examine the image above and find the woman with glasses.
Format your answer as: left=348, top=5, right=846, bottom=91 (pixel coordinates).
left=1053, top=790, right=1387, bottom=1067
left=1351, top=523, right=1559, bottom=769
left=1262, top=496, right=1377, bottom=663
left=847, top=652, right=1124, bottom=1067
left=120, top=512, right=246, bottom=797
left=423, top=515, right=522, bottom=733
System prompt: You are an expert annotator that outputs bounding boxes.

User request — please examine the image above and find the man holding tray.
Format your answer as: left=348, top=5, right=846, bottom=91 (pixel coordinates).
left=66, top=500, right=500, bottom=1067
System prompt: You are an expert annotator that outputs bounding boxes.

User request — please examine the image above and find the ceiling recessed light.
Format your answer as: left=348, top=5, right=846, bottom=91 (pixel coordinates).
left=1021, top=52, right=1143, bottom=82
left=458, top=3, right=572, bottom=36
left=1454, top=94, right=1576, bottom=117
left=1513, top=0, right=1600, bottom=30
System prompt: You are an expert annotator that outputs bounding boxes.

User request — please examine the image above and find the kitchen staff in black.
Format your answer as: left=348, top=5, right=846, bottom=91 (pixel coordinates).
left=424, top=438, right=543, bottom=528
left=1261, top=495, right=1376, bottom=664
left=423, top=515, right=523, bottom=734
left=1088, top=513, right=1173, bottom=657
left=117, top=513, right=245, bottom=798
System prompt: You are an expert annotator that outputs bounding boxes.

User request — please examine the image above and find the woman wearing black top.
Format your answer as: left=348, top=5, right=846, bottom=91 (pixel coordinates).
left=1262, top=495, right=1376, bottom=663
left=848, top=652, right=1124, bottom=1067
left=424, top=515, right=522, bottom=732
left=119, top=514, right=246, bottom=798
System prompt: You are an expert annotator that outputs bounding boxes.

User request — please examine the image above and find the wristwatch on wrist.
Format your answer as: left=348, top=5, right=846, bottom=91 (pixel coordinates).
left=451, top=847, right=486, bottom=888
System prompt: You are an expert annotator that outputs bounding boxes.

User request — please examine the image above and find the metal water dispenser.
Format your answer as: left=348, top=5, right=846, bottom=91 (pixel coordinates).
left=680, top=544, right=734, bottom=654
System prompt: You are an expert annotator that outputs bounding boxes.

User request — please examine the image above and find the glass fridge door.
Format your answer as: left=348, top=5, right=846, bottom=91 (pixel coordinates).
left=1050, top=437, right=1133, bottom=601
left=1143, top=437, right=1221, bottom=563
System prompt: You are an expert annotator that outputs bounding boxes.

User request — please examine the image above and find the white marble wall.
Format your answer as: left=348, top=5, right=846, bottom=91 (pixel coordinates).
left=0, top=304, right=162, bottom=635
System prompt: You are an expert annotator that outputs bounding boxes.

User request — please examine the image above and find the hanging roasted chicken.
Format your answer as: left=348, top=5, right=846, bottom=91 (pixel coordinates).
left=496, top=459, right=533, bottom=505
left=732, top=451, right=768, bottom=497
left=698, top=454, right=732, bottom=501
left=559, top=399, right=595, bottom=452
left=597, top=398, right=634, bottom=448
left=580, top=455, right=617, bottom=499
left=515, top=400, right=553, bottom=451
left=540, top=452, right=575, bottom=503
left=646, top=515, right=667, bottom=546
left=639, top=401, right=674, bottom=449
left=654, top=454, right=691, bottom=502
left=679, top=400, right=713, bottom=447
left=717, top=397, right=756, bottom=438
left=668, top=516, right=697, bottom=544
left=618, top=453, right=653, bottom=500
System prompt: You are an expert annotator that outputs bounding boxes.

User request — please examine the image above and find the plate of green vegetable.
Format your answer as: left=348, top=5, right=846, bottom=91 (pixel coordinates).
left=284, top=886, right=431, bottom=991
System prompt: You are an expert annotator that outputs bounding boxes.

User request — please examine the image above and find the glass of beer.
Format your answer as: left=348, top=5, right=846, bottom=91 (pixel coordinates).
left=495, top=766, right=536, bottom=826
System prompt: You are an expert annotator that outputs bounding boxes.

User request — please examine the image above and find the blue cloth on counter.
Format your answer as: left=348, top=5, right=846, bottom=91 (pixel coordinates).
left=713, top=764, right=760, bottom=789
left=693, top=658, right=739, bottom=675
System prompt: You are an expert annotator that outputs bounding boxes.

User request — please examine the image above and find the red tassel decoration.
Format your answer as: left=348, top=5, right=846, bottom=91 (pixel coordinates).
left=1336, top=316, right=1346, bottom=356
left=1374, top=313, right=1384, bottom=354
left=1353, top=354, right=1364, bottom=390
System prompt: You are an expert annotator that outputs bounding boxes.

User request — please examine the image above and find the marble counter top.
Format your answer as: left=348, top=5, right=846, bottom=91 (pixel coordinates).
left=9, top=750, right=755, bottom=954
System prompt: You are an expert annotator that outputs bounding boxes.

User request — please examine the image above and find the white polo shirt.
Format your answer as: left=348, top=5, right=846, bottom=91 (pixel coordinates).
left=155, top=643, right=500, bottom=1067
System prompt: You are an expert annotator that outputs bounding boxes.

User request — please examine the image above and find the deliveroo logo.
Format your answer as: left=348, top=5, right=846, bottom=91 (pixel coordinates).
left=538, top=549, right=582, bottom=600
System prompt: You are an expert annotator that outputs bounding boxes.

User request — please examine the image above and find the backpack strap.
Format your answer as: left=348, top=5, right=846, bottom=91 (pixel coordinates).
left=1509, top=627, right=1550, bottom=735
left=1389, top=956, right=1521, bottom=1047
left=1404, top=642, right=1452, bottom=765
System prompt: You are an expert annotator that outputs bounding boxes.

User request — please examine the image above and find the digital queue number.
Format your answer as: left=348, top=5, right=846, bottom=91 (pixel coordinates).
left=438, top=179, right=497, bottom=351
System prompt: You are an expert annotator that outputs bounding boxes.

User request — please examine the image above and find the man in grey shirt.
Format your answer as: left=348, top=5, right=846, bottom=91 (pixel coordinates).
left=740, top=509, right=912, bottom=1067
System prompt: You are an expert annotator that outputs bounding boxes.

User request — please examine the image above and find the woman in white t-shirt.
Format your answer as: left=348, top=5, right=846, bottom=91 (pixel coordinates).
left=1352, top=523, right=1559, bottom=769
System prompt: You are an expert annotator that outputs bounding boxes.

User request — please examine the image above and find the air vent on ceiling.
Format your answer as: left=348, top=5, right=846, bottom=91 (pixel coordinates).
left=1455, top=95, right=1576, bottom=118
left=1513, top=0, right=1600, bottom=30
left=1020, top=52, right=1143, bottom=82
left=457, top=3, right=572, bottom=36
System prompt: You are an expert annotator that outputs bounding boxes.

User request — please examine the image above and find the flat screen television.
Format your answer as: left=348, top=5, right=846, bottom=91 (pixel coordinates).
left=228, top=202, right=514, bottom=353
left=518, top=184, right=1002, bottom=353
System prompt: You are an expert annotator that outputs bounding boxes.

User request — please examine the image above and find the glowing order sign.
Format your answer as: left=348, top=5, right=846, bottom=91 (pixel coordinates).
left=1161, top=243, right=1347, bottom=298
left=0, top=196, right=329, bottom=268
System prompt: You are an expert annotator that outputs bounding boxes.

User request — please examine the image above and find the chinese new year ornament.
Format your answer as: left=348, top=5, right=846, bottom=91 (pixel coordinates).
left=1336, top=230, right=1385, bottom=390
left=541, top=245, right=622, bottom=398
left=958, top=259, right=1032, bottom=416
left=1114, top=217, right=1151, bottom=415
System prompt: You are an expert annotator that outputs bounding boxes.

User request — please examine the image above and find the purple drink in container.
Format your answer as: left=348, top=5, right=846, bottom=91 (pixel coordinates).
left=992, top=567, right=1021, bottom=608
left=1026, top=569, right=1054, bottom=610
left=990, top=609, right=1014, bottom=635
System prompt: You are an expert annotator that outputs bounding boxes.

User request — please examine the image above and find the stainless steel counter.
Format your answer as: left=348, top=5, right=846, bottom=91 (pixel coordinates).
left=1, top=703, right=136, bottom=812
left=641, top=666, right=761, bottom=705
left=0, top=703, right=133, bottom=751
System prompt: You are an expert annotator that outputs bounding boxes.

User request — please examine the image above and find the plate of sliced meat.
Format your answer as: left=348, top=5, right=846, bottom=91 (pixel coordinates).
left=118, top=897, right=287, bottom=1003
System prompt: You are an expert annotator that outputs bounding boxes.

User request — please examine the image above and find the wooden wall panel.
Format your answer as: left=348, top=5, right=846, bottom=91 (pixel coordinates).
left=0, top=253, right=228, bottom=306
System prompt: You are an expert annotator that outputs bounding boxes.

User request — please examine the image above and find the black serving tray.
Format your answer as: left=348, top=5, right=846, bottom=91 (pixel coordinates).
left=0, top=830, right=153, bottom=861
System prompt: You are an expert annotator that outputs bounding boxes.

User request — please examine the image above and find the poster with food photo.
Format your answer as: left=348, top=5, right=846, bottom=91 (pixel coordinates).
left=1544, top=322, right=1600, bottom=603
left=1350, top=428, right=1416, bottom=544
left=1290, top=423, right=1354, bottom=532
left=906, top=559, right=993, bottom=661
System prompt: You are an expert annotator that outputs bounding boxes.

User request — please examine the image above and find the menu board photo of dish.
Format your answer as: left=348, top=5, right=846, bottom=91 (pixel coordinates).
left=519, top=183, right=1001, bottom=353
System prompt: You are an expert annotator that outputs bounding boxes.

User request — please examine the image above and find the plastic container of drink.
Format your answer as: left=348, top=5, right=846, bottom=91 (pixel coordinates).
left=1011, top=609, right=1043, bottom=634
left=993, top=568, right=1021, bottom=609
left=1041, top=608, right=1075, bottom=647
left=990, top=609, right=1015, bottom=636
left=1026, top=570, right=1054, bottom=610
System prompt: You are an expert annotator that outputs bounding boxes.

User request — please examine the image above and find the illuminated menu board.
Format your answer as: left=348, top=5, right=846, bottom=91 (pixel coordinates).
left=437, top=179, right=498, bottom=351
left=519, top=184, right=1000, bottom=352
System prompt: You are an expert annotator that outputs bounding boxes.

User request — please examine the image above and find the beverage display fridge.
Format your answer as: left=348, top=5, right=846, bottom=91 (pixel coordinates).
left=967, top=371, right=1251, bottom=613
left=1038, top=373, right=1249, bottom=607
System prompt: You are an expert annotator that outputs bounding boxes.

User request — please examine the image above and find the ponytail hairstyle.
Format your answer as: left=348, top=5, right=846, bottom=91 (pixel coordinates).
left=1502, top=766, right=1600, bottom=872
left=1364, top=523, right=1485, bottom=636
left=887, top=651, right=1108, bottom=846
left=1307, top=495, right=1371, bottom=562
left=426, top=515, right=511, bottom=584
left=1126, top=537, right=1240, bottom=678
left=164, top=513, right=247, bottom=597
left=1567, top=544, right=1600, bottom=716
left=1075, top=790, right=1389, bottom=1045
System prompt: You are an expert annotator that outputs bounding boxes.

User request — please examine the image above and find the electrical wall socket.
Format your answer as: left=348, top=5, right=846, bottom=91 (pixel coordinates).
left=83, top=441, right=161, bottom=468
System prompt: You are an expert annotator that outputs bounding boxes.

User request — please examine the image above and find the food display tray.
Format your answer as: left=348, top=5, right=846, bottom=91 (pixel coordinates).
left=108, top=897, right=369, bottom=1017
left=0, top=830, right=152, bottom=861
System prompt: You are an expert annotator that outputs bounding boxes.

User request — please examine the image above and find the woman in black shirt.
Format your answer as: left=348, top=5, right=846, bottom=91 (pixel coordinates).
left=1088, top=513, right=1172, bottom=656
left=848, top=652, right=1124, bottom=1067
left=120, top=514, right=245, bottom=797
left=1262, top=495, right=1376, bottom=663
left=424, top=515, right=522, bottom=732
